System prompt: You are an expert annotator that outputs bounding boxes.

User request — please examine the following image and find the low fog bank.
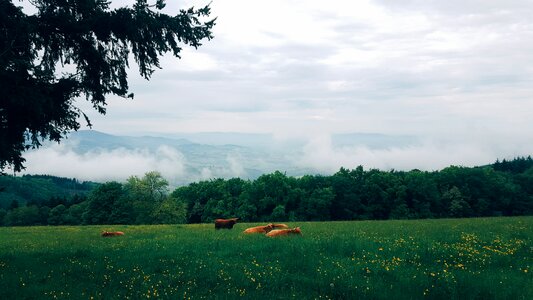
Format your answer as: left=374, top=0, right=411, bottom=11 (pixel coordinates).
left=22, top=142, right=188, bottom=184
left=20, top=132, right=533, bottom=185
left=21, top=139, right=268, bottom=186
left=295, top=135, right=513, bottom=173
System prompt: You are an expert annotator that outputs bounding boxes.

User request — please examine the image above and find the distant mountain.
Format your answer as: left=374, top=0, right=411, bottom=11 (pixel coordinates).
left=149, top=131, right=419, bottom=150
left=150, top=132, right=276, bottom=149
left=64, top=130, right=311, bottom=182
left=23, top=130, right=419, bottom=185
left=68, top=130, right=192, bottom=153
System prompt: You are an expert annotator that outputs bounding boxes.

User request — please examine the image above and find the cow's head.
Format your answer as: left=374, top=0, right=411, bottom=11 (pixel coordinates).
left=264, top=224, right=274, bottom=232
left=292, top=227, right=302, bottom=235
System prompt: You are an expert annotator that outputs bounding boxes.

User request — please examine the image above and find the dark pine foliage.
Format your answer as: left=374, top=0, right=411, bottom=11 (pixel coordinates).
left=492, top=156, right=533, bottom=173
left=0, top=0, right=215, bottom=172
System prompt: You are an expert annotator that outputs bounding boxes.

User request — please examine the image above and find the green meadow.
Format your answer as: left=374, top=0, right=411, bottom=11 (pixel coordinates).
left=0, top=217, right=531, bottom=299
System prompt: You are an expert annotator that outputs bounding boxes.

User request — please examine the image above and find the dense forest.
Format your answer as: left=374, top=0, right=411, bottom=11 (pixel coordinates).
left=0, top=174, right=97, bottom=209
left=1, top=157, right=532, bottom=226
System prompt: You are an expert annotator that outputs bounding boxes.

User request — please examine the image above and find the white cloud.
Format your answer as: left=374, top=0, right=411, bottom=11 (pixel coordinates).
left=21, top=143, right=187, bottom=183
left=226, top=154, right=246, bottom=178
left=19, top=138, right=256, bottom=185
left=295, top=133, right=533, bottom=173
left=161, top=49, right=219, bottom=72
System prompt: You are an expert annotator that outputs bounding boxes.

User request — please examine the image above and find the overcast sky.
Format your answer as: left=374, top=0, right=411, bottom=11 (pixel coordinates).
left=80, top=0, right=533, bottom=137
left=20, top=0, right=533, bottom=178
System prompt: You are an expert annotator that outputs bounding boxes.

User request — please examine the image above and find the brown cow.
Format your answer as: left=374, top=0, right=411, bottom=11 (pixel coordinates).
left=101, top=231, right=124, bottom=237
left=215, top=218, right=239, bottom=229
left=243, top=223, right=274, bottom=234
left=265, top=227, right=302, bottom=237
left=271, top=223, right=289, bottom=229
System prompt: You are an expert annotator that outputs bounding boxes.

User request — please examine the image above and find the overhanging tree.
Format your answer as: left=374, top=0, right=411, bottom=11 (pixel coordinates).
left=0, top=0, right=215, bottom=172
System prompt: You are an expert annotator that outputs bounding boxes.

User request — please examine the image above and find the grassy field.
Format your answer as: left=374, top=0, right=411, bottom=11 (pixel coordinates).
left=0, top=217, right=531, bottom=299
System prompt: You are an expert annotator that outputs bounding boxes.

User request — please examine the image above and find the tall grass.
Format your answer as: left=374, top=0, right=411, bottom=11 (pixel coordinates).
left=0, top=217, right=531, bottom=299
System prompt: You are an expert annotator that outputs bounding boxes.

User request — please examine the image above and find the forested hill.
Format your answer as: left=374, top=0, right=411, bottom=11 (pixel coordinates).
left=172, top=157, right=533, bottom=223
left=1, top=157, right=532, bottom=226
left=0, top=175, right=99, bottom=209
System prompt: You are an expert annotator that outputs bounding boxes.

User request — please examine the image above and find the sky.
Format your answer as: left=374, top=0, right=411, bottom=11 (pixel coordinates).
left=18, top=0, right=533, bottom=180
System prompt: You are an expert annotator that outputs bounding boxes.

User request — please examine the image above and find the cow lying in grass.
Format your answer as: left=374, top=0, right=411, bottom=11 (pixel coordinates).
left=243, top=223, right=291, bottom=234
left=101, top=231, right=124, bottom=237
left=215, top=218, right=239, bottom=229
left=271, top=223, right=289, bottom=229
left=266, top=227, right=302, bottom=237
left=243, top=224, right=275, bottom=234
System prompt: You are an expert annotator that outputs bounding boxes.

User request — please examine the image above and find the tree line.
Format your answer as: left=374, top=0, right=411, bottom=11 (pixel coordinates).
left=0, top=174, right=97, bottom=209
left=1, top=157, right=532, bottom=226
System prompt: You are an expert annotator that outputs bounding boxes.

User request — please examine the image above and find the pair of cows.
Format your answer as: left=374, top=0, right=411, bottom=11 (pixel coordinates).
left=215, top=218, right=302, bottom=237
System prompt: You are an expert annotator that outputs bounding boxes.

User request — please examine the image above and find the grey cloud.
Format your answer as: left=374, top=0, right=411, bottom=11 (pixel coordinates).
left=376, top=0, right=533, bottom=16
